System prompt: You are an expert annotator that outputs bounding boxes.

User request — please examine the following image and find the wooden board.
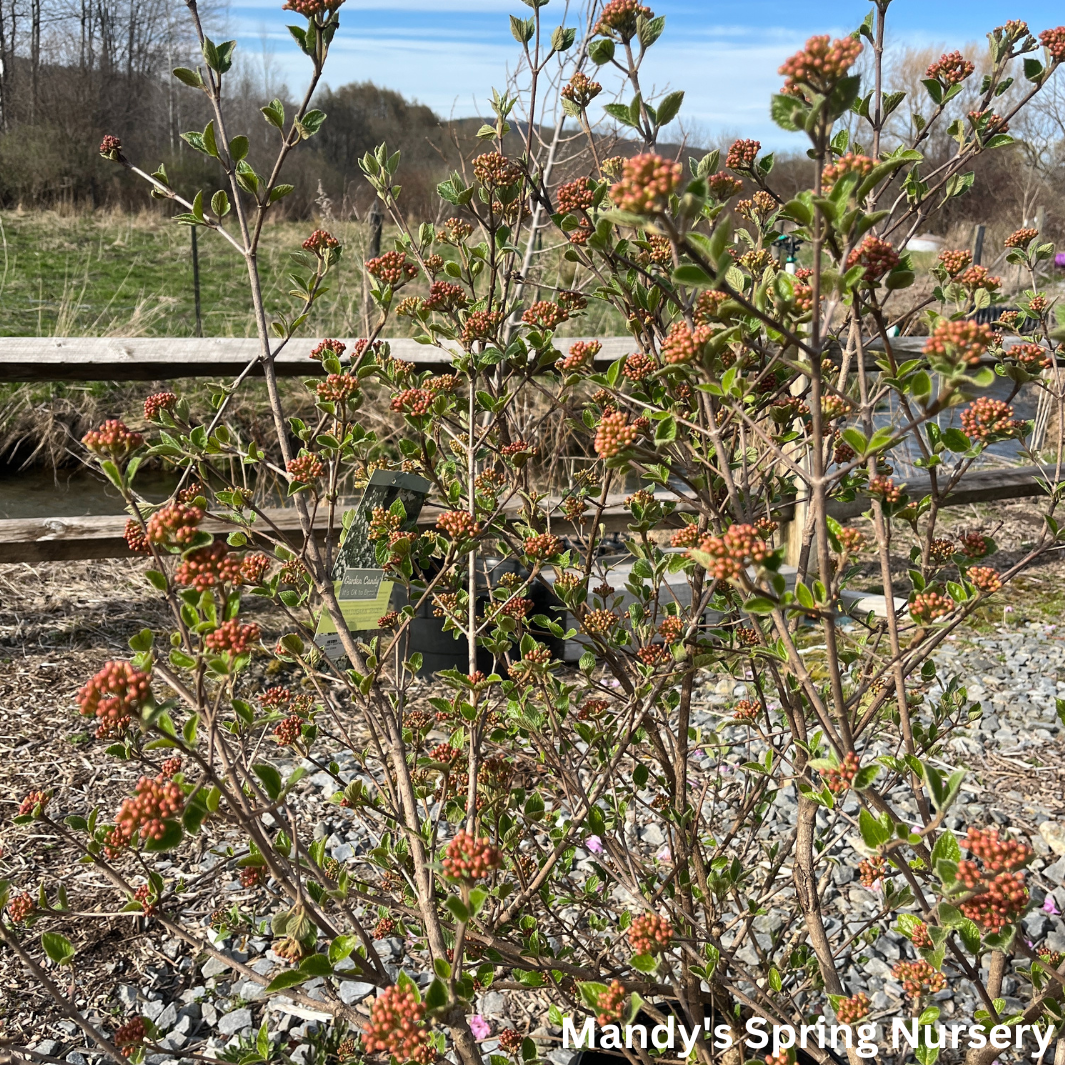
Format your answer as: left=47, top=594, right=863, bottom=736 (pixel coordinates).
left=0, top=469, right=1053, bottom=564
left=0, top=336, right=634, bottom=382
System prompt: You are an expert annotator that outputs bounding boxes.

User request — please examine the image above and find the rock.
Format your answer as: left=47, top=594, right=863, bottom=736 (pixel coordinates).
left=31, top=1041, right=59, bottom=1057
left=218, top=1008, right=253, bottom=1036
left=479, top=991, right=506, bottom=1018
left=155, top=1002, right=178, bottom=1031
left=116, top=984, right=138, bottom=1009
left=142, top=999, right=165, bottom=1022
left=201, top=1002, right=218, bottom=1027
left=338, top=981, right=374, bottom=1005
left=1045, top=856, right=1065, bottom=883
left=638, top=823, right=666, bottom=846
left=65, top=1054, right=87, bottom=1065
left=1040, top=822, right=1065, bottom=857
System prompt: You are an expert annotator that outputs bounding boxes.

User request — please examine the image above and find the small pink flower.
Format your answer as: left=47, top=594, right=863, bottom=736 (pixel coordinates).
left=585, top=835, right=604, bottom=854
left=656, top=846, right=672, bottom=862
left=469, top=1016, right=491, bottom=1041
left=1044, top=895, right=1060, bottom=916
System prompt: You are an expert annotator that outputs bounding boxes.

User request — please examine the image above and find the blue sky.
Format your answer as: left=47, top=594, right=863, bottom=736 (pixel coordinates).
left=223, top=0, right=1065, bottom=146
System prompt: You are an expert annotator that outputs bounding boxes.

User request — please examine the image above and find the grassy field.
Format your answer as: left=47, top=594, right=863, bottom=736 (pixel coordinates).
left=0, top=208, right=627, bottom=339
left=0, top=209, right=380, bottom=338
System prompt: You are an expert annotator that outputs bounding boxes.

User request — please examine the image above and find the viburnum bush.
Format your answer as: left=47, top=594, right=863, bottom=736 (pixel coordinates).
left=7, top=4, right=1065, bottom=1065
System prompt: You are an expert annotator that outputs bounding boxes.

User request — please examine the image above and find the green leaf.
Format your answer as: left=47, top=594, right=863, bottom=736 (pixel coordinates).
left=328, top=936, right=357, bottom=965
left=300, top=109, right=327, bottom=138
left=144, top=819, right=184, bottom=853
left=425, top=976, right=449, bottom=1010
left=261, top=98, right=285, bottom=130
left=211, top=190, right=230, bottom=218
left=299, top=953, right=333, bottom=977
left=265, top=969, right=310, bottom=992
left=253, top=763, right=283, bottom=801
left=229, top=135, right=249, bottom=162
left=446, top=896, right=470, bottom=922
left=859, top=807, right=891, bottom=848
left=173, top=67, right=204, bottom=87
left=42, top=932, right=76, bottom=966
left=655, top=90, right=684, bottom=127
left=672, top=264, right=714, bottom=287
left=631, top=952, right=658, bottom=973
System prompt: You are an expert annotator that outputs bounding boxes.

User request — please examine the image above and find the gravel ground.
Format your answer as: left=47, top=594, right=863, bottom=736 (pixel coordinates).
left=4, top=499, right=1065, bottom=1065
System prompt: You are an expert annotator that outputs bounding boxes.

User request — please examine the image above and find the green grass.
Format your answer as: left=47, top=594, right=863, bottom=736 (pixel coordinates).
left=0, top=208, right=627, bottom=339
left=0, top=210, right=378, bottom=338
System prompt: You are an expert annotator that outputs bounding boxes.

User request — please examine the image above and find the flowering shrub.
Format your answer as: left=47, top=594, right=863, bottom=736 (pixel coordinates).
left=10, top=5, right=1065, bottom=1065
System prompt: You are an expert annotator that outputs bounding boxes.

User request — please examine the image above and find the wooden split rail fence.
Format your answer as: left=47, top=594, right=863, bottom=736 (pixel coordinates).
left=0, top=336, right=1056, bottom=564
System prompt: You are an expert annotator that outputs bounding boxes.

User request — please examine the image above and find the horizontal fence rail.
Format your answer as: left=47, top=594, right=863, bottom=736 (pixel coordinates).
left=0, top=334, right=1037, bottom=382
left=0, top=466, right=1055, bottom=564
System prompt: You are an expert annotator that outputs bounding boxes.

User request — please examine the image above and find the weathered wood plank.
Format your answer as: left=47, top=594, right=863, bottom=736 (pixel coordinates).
left=0, top=467, right=1053, bottom=564
left=0, top=336, right=635, bottom=382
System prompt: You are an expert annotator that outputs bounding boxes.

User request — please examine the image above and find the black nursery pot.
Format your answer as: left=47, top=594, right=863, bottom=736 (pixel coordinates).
left=395, top=558, right=563, bottom=678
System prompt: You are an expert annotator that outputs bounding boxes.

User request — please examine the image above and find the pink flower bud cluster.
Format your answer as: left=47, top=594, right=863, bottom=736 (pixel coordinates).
left=1005, top=227, right=1039, bottom=249
left=957, top=863, right=1028, bottom=933
left=892, top=959, right=946, bottom=999
left=204, top=619, right=261, bottom=655
left=317, top=373, right=360, bottom=404
left=422, top=284, right=469, bottom=318
left=144, top=392, right=177, bottom=420
left=923, top=319, right=994, bottom=366
left=968, top=566, right=1003, bottom=594
left=858, top=856, right=886, bottom=888
left=929, top=537, right=955, bottom=564
left=437, top=511, right=481, bottom=540
left=909, top=591, right=953, bottom=624
left=8, top=892, right=36, bottom=922
left=822, top=153, right=875, bottom=190
left=963, top=826, right=1033, bottom=871
left=834, top=993, right=871, bottom=1025
left=779, top=35, right=863, bottom=95
left=583, top=609, right=619, bottom=635
left=82, top=420, right=144, bottom=458
left=594, top=0, right=653, bottom=40
left=524, top=533, right=562, bottom=561
left=910, top=921, right=934, bottom=949
left=363, top=984, right=434, bottom=1064
left=160, top=756, right=182, bottom=779
left=562, top=339, right=601, bottom=372
left=623, top=352, right=657, bottom=381
left=147, top=503, right=204, bottom=546
left=822, top=751, right=860, bottom=794
left=958, top=264, right=1000, bottom=290
left=283, top=0, right=342, bottom=15
left=462, top=309, right=505, bottom=345
left=274, top=714, right=303, bottom=746
left=99, top=134, right=123, bottom=158
left=611, top=154, right=682, bottom=214
left=303, top=229, right=340, bottom=254
left=124, top=519, right=150, bottom=554
left=662, top=320, right=711, bottom=364
left=287, top=454, right=325, bottom=483
left=627, top=913, right=673, bottom=954
left=473, top=152, right=523, bottom=187
left=391, top=388, right=434, bottom=416
left=562, top=72, right=602, bottom=108
left=78, top=661, right=151, bottom=736
left=241, top=552, right=271, bottom=584
left=522, top=301, right=568, bottom=330
left=692, top=523, right=770, bottom=581
left=726, top=139, right=760, bottom=170
left=594, top=411, right=640, bottom=457
left=837, top=527, right=866, bottom=554
left=1040, top=26, right=1065, bottom=59
left=19, top=790, right=50, bottom=816
left=114, top=1017, right=147, bottom=1056
left=443, top=830, right=502, bottom=880
left=366, top=251, right=417, bottom=286
left=846, top=236, right=899, bottom=282
left=732, top=699, right=760, bottom=723
left=657, top=615, right=683, bottom=642
left=926, top=50, right=974, bottom=83
left=595, top=980, right=628, bottom=1024
left=114, top=774, right=184, bottom=845
left=960, top=532, right=990, bottom=558
left=961, top=397, right=1023, bottom=440
left=557, top=177, right=596, bottom=214
left=310, top=338, right=346, bottom=361
left=175, top=542, right=242, bottom=591
left=938, top=249, right=972, bottom=276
